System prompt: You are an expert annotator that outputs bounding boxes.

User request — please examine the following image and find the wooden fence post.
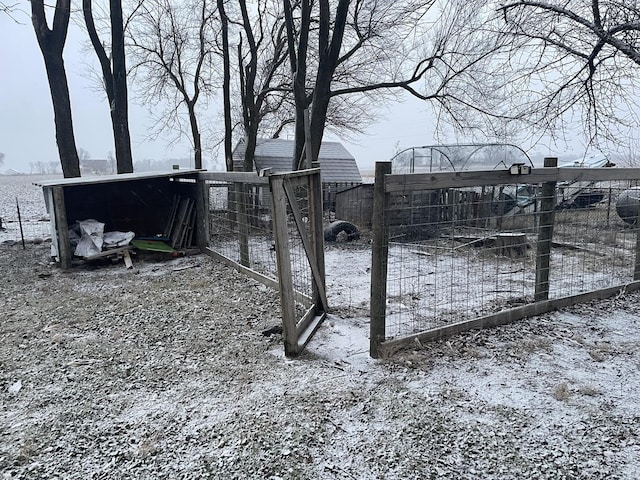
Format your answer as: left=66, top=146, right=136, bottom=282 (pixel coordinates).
left=196, top=176, right=209, bottom=250
left=235, top=182, right=250, bottom=267
left=634, top=195, right=640, bottom=281
left=370, top=161, right=392, bottom=358
left=535, top=157, right=558, bottom=301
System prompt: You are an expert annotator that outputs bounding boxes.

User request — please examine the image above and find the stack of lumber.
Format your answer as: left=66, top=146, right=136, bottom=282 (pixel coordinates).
left=164, top=195, right=196, bottom=249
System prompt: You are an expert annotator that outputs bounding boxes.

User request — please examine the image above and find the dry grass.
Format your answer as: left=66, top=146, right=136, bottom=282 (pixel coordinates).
left=552, top=382, right=571, bottom=401
left=577, top=384, right=601, bottom=397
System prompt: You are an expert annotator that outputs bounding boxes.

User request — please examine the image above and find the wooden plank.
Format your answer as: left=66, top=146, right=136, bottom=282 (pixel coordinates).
left=163, top=195, right=180, bottom=238
left=205, top=247, right=279, bottom=290
left=199, top=171, right=269, bottom=184
left=178, top=200, right=195, bottom=248
left=269, top=167, right=321, bottom=181
left=309, top=165, right=327, bottom=313
left=171, top=198, right=192, bottom=248
left=379, top=280, right=640, bottom=356
left=184, top=208, right=196, bottom=248
left=296, top=311, right=327, bottom=352
left=383, top=166, right=640, bottom=193
left=83, top=246, right=130, bottom=260
left=269, top=176, right=299, bottom=356
left=123, top=249, right=133, bottom=269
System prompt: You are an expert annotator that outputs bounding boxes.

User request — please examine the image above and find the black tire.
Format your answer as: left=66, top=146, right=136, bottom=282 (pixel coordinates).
left=324, top=220, right=360, bottom=242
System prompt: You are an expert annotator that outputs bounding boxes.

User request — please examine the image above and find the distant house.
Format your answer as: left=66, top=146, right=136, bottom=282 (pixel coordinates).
left=80, top=159, right=112, bottom=175
left=232, top=138, right=362, bottom=209
left=3, top=169, right=20, bottom=175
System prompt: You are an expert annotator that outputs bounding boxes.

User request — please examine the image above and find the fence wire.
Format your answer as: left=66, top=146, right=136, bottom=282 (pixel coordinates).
left=383, top=180, right=639, bottom=340
left=206, top=181, right=278, bottom=281
left=206, top=178, right=316, bottom=318
left=0, top=175, right=52, bottom=244
left=286, top=182, right=315, bottom=318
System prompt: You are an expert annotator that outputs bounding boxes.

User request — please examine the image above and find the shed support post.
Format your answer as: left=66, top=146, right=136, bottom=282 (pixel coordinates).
left=370, top=161, right=392, bottom=358
left=196, top=176, right=209, bottom=251
left=52, top=186, right=72, bottom=270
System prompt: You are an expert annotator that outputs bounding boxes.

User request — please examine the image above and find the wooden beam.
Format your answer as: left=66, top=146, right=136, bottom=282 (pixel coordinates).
left=198, top=171, right=269, bottom=185
left=383, top=167, right=640, bottom=192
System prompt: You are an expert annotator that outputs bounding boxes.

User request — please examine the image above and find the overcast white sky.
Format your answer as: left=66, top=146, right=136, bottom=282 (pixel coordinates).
left=1, top=6, right=583, bottom=174
left=0, top=8, right=446, bottom=174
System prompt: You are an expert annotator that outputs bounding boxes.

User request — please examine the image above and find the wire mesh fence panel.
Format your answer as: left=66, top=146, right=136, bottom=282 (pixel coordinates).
left=547, top=181, right=637, bottom=298
left=0, top=175, right=53, bottom=244
left=384, top=183, right=540, bottom=339
left=206, top=179, right=278, bottom=282
left=284, top=182, right=315, bottom=320
left=370, top=164, right=640, bottom=355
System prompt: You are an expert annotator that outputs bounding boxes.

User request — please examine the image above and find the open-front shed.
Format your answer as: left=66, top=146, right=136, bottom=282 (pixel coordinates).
left=37, top=170, right=204, bottom=269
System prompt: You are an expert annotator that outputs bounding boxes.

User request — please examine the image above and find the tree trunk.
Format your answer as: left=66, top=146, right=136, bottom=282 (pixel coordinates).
left=83, top=0, right=133, bottom=174
left=31, top=0, right=80, bottom=178
left=44, top=54, right=81, bottom=178
left=284, top=0, right=311, bottom=170
left=188, top=102, right=202, bottom=169
left=218, top=0, right=233, bottom=172
left=110, top=0, right=133, bottom=173
left=243, top=130, right=258, bottom=173
left=308, top=0, right=350, bottom=163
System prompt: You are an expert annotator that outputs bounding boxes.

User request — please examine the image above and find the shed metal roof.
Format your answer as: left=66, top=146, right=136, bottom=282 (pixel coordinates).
left=34, top=169, right=201, bottom=188
left=232, top=138, right=362, bottom=183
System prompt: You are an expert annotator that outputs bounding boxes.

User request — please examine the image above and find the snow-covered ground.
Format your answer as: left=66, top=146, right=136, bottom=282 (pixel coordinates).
left=2, top=173, right=640, bottom=478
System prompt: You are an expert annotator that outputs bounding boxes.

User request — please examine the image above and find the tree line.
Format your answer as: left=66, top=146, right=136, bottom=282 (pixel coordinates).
left=19, top=0, right=640, bottom=178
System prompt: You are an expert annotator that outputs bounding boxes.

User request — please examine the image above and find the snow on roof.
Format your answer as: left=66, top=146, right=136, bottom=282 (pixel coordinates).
left=232, top=138, right=362, bottom=183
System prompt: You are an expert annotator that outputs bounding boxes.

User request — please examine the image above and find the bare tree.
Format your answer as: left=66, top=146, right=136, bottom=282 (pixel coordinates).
left=129, top=0, right=219, bottom=170
left=0, top=152, right=5, bottom=168
left=235, top=0, right=290, bottom=171
left=497, top=0, right=640, bottom=142
left=83, top=0, right=134, bottom=173
left=1, top=2, right=19, bottom=21
left=283, top=0, right=512, bottom=169
left=31, top=0, right=81, bottom=178
left=78, top=148, right=91, bottom=162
